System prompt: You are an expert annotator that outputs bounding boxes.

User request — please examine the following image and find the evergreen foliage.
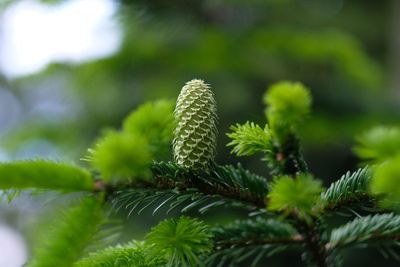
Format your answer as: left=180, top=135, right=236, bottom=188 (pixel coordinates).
left=123, top=100, right=175, bottom=158
left=209, top=218, right=301, bottom=266
left=329, top=213, right=400, bottom=249
left=320, top=167, right=372, bottom=212
left=146, top=216, right=213, bottom=266
left=267, top=174, right=324, bottom=218
left=3, top=78, right=400, bottom=266
left=111, top=162, right=268, bottom=216
left=355, top=126, right=400, bottom=208
left=151, top=161, right=268, bottom=207
left=354, top=126, right=400, bottom=162
left=264, top=81, right=311, bottom=141
left=88, top=99, right=175, bottom=181
left=370, top=156, right=400, bottom=206
left=74, top=242, right=164, bottom=267
left=227, top=122, right=271, bottom=157
left=28, top=197, right=104, bottom=267
left=111, top=189, right=220, bottom=216
left=212, top=217, right=298, bottom=245
left=90, top=131, right=152, bottom=181
left=0, top=160, right=93, bottom=191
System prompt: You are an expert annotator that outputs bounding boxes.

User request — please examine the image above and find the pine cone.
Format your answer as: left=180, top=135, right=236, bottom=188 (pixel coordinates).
left=173, top=79, right=218, bottom=171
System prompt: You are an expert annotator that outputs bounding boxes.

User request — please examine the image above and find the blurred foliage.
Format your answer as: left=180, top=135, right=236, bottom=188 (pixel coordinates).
left=88, top=99, right=174, bottom=181
left=74, top=241, right=164, bottom=267
left=90, top=131, right=152, bottom=180
left=354, top=126, right=400, bottom=163
left=28, top=196, right=104, bottom=267
left=1, top=0, right=400, bottom=266
left=370, top=157, right=400, bottom=207
left=264, top=81, right=311, bottom=142
left=355, top=126, right=400, bottom=208
left=3, top=0, right=397, bottom=167
left=0, top=160, right=93, bottom=191
left=123, top=100, right=175, bottom=159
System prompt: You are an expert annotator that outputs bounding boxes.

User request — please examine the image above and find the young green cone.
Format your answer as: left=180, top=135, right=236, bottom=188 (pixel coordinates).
left=173, top=79, right=218, bottom=171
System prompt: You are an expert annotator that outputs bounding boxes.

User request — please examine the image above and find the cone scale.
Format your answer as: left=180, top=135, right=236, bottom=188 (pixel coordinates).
left=173, top=79, right=218, bottom=171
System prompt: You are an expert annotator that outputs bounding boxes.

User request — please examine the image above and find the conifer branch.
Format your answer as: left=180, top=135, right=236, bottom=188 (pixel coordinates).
left=151, top=161, right=268, bottom=208
left=209, top=234, right=304, bottom=267
left=328, top=213, right=400, bottom=250
left=273, top=133, right=309, bottom=176
left=267, top=135, right=329, bottom=267
left=319, top=167, right=374, bottom=213
left=292, top=215, right=330, bottom=267
left=212, top=217, right=304, bottom=251
left=207, top=245, right=288, bottom=267
left=0, top=160, right=94, bottom=192
left=263, top=82, right=310, bottom=176
left=227, top=122, right=272, bottom=157
left=5, top=78, right=400, bottom=267
left=146, top=216, right=213, bottom=266
left=111, top=188, right=230, bottom=216
left=268, top=135, right=328, bottom=267
left=214, top=235, right=305, bottom=249
left=28, top=197, right=105, bottom=267
left=109, top=162, right=269, bottom=216
left=74, top=242, right=164, bottom=267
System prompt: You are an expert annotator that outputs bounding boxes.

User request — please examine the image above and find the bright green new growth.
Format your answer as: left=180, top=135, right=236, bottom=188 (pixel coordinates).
left=146, top=216, right=213, bottom=266
left=74, top=241, right=165, bottom=267
left=370, top=156, right=400, bottom=206
left=89, top=99, right=175, bottom=181
left=0, top=160, right=93, bottom=191
left=354, top=126, right=400, bottom=163
left=123, top=100, right=175, bottom=158
left=28, top=197, right=104, bottom=267
left=268, top=174, right=324, bottom=217
left=353, top=126, right=400, bottom=207
left=173, top=79, right=218, bottom=171
left=75, top=217, right=212, bottom=267
left=90, top=131, right=152, bottom=181
left=227, top=122, right=271, bottom=156
left=264, top=81, right=311, bottom=140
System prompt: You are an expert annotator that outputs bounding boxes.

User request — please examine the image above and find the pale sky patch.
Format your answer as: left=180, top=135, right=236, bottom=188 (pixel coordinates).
left=0, top=0, right=122, bottom=78
left=0, top=225, right=27, bottom=267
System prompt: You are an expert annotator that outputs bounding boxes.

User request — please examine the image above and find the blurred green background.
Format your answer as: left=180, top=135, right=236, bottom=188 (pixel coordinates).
left=0, top=0, right=399, bottom=266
